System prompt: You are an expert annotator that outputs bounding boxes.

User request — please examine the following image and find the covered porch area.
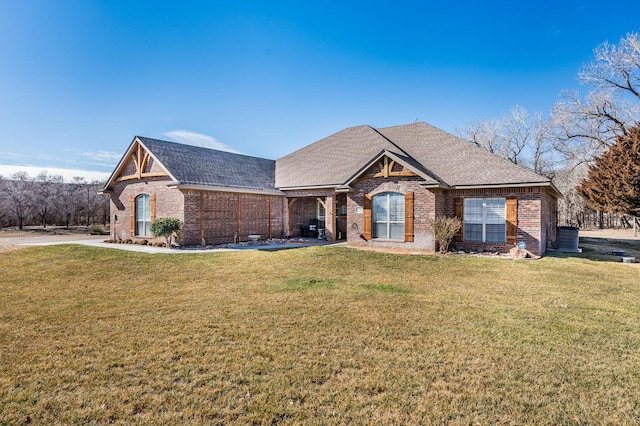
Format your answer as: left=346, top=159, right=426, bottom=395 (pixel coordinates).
left=284, top=191, right=348, bottom=241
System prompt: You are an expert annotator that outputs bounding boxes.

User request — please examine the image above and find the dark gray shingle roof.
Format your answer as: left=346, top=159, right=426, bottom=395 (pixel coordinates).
left=137, top=137, right=277, bottom=191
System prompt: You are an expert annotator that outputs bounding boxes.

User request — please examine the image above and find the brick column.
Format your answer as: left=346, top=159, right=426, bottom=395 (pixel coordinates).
left=325, top=194, right=335, bottom=241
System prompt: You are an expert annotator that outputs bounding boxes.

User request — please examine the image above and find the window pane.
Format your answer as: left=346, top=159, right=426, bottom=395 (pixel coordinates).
left=373, top=222, right=387, bottom=239
left=464, top=199, right=483, bottom=223
left=464, top=223, right=483, bottom=242
left=136, top=195, right=150, bottom=221
left=389, top=193, right=404, bottom=221
left=485, top=198, right=505, bottom=224
left=373, top=195, right=388, bottom=222
left=485, top=224, right=505, bottom=243
left=390, top=223, right=405, bottom=240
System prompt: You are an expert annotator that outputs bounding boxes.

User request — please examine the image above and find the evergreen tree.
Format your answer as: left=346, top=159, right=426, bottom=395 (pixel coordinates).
left=578, top=126, right=640, bottom=216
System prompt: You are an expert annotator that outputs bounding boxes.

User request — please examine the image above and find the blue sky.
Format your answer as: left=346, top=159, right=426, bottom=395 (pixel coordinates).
left=1, top=0, right=638, bottom=181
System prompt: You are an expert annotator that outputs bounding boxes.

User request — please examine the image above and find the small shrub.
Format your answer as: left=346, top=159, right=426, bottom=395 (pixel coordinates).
left=151, top=218, right=182, bottom=247
left=432, top=217, right=462, bottom=254
left=89, top=226, right=105, bottom=235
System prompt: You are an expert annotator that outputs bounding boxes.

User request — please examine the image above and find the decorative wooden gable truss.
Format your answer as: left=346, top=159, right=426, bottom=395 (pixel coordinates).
left=372, top=156, right=418, bottom=179
left=116, top=141, right=170, bottom=182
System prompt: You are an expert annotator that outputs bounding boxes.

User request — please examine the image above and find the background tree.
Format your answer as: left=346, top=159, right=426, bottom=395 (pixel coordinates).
left=578, top=126, right=640, bottom=218
left=33, top=171, right=64, bottom=228
left=1, top=172, right=34, bottom=229
left=552, top=32, right=640, bottom=164
left=459, top=106, right=556, bottom=176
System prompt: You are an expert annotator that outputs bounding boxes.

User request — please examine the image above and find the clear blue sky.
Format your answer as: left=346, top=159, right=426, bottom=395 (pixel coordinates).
left=1, top=0, right=638, bottom=181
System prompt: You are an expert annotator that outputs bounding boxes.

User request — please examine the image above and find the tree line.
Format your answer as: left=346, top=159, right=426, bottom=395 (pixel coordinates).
left=459, top=31, right=640, bottom=229
left=0, top=171, right=109, bottom=229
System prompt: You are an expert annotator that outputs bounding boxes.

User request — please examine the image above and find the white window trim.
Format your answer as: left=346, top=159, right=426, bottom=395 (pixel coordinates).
left=135, top=194, right=151, bottom=237
left=464, top=198, right=506, bottom=243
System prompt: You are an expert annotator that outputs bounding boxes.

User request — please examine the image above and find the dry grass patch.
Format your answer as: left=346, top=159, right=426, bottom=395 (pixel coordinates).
left=1, top=245, right=639, bottom=424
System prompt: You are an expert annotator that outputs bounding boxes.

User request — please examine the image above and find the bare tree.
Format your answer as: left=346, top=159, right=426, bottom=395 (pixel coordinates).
left=552, top=32, right=640, bottom=164
left=459, top=106, right=556, bottom=176
left=1, top=172, right=34, bottom=229
left=33, top=171, right=64, bottom=228
left=553, top=165, right=588, bottom=226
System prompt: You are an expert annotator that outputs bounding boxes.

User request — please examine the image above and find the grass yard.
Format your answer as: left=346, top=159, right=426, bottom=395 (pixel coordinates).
left=1, top=244, right=639, bottom=424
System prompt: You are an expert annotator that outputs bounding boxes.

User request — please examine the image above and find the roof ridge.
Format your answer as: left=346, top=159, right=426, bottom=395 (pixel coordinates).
left=136, top=136, right=273, bottom=162
left=368, top=126, right=412, bottom=157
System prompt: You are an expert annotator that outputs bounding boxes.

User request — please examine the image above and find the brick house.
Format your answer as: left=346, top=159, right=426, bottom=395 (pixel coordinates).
left=101, top=122, right=560, bottom=255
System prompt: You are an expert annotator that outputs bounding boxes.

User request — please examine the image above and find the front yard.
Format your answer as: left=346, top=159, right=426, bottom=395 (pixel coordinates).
left=1, top=242, right=639, bottom=424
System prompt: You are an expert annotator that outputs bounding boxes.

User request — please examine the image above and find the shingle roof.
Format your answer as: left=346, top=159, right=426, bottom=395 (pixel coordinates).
left=275, top=125, right=401, bottom=188
left=137, top=137, right=277, bottom=191
left=275, top=122, right=551, bottom=189
left=376, top=122, right=550, bottom=186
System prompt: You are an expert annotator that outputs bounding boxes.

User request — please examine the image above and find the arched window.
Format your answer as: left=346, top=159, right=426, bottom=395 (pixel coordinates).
left=135, top=194, right=151, bottom=236
left=372, top=192, right=405, bottom=239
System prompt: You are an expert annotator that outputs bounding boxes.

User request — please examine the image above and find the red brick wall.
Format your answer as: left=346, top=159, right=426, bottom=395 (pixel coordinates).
left=109, top=176, right=184, bottom=242
left=446, top=186, right=557, bottom=256
left=181, top=190, right=286, bottom=246
left=348, top=176, right=437, bottom=251
left=540, top=188, right=558, bottom=252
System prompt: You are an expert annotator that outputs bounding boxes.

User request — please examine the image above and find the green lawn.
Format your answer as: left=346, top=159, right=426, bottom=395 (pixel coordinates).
left=1, top=245, right=639, bottom=424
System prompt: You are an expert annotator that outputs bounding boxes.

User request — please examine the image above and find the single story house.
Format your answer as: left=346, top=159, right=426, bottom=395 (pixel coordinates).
left=101, top=122, right=560, bottom=255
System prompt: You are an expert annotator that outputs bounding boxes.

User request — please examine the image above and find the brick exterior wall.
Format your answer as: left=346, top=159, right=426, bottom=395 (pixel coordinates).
left=109, top=176, right=184, bottom=242
left=110, top=178, right=286, bottom=246
left=181, top=190, right=286, bottom=246
left=540, top=188, right=558, bottom=252
left=347, top=176, right=437, bottom=251
left=446, top=186, right=556, bottom=256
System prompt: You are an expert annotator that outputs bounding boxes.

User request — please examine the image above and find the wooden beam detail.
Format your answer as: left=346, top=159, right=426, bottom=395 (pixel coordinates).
left=199, top=192, right=204, bottom=242
left=115, top=171, right=169, bottom=182
left=373, top=156, right=418, bottom=178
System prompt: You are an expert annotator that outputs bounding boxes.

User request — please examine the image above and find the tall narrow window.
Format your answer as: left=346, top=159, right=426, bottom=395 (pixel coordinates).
left=135, top=194, right=151, bottom=236
left=463, top=198, right=506, bottom=243
left=373, top=192, right=405, bottom=239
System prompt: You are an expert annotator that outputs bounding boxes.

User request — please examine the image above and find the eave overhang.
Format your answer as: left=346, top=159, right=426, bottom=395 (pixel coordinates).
left=451, top=181, right=563, bottom=199
left=168, top=183, right=284, bottom=196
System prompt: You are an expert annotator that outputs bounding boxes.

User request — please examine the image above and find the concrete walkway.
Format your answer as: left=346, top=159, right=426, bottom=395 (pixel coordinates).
left=13, top=236, right=340, bottom=254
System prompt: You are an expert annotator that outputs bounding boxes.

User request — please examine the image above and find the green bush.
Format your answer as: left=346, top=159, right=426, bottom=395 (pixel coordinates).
left=151, top=218, right=182, bottom=247
left=89, top=226, right=104, bottom=235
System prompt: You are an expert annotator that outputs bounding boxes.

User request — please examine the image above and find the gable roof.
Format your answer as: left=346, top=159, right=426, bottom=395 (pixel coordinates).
left=102, top=136, right=279, bottom=193
left=275, top=122, right=554, bottom=191
left=275, top=125, right=401, bottom=189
